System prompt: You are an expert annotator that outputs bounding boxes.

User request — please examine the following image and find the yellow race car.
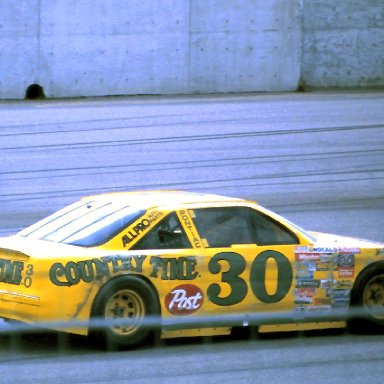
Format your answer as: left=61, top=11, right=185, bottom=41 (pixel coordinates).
left=0, top=190, right=383, bottom=348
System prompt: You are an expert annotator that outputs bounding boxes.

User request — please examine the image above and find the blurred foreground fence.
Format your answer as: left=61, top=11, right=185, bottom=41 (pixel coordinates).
left=0, top=305, right=382, bottom=351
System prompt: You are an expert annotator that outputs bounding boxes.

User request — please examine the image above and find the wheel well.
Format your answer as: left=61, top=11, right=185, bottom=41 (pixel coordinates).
left=90, top=274, right=161, bottom=319
left=350, top=261, right=384, bottom=305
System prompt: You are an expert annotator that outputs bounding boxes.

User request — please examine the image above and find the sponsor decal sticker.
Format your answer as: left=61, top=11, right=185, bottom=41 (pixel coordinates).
left=295, top=253, right=322, bottom=262
left=295, top=297, right=313, bottom=305
left=337, top=254, right=355, bottom=278
left=294, top=305, right=332, bottom=314
left=338, top=247, right=360, bottom=254
left=294, top=287, right=316, bottom=305
left=320, top=279, right=332, bottom=289
left=334, top=280, right=353, bottom=289
left=311, top=247, right=336, bottom=253
left=178, top=210, right=202, bottom=248
left=296, top=246, right=360, bottom=254
left=332, top=289, right=351, bottom=307
left=316, top=261, right=334, bottom=271
left=296, top=261, right=316, bottom=278
left=296, top=279, right=321, bottom=288
left=337, top=254, right=355, bottom=267
left=314, top=297, right=332, bottom=305
left=165, top=284, right=204, bottom=315
left=121, top=211, right=163, bottom=247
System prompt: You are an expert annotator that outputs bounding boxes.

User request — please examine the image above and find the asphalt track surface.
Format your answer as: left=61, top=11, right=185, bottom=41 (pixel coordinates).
left=0, top=91, right=383, bottom=383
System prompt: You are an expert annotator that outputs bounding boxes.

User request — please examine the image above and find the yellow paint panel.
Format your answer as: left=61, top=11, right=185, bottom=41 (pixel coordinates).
left=162, top=327, right=231, bottom=339
left=259, top=321, right=346, bottom=333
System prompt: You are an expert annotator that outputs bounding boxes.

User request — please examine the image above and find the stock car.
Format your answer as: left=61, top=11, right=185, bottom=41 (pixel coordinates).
left=0, top=190, right=383, bottom=348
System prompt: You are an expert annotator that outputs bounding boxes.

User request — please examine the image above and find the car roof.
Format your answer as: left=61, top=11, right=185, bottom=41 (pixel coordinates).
left=82, top=190, right=247, bottom=210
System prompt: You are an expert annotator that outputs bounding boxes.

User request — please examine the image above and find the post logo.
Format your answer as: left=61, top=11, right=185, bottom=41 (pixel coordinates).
left=165, top=284, right=204, bottom=315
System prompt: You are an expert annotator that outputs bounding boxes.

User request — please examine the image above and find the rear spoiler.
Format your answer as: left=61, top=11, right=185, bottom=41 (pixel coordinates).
left=0, top=247, right=30, bottom=261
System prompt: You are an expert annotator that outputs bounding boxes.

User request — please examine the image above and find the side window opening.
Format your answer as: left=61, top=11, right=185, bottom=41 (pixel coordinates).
left=191, top=206, right=299, bottom=248
left=192, top=207, right=254, bottom=248
left=249, top=209, right=299, bottom=245
left=131, top=212, right=191, bottom=250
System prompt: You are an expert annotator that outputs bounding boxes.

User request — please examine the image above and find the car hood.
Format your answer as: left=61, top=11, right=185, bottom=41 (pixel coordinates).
left=308, top=231, right=384, bottom=250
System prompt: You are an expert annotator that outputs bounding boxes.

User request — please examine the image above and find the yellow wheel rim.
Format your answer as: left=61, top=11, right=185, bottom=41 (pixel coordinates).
left=105, top=289, right=145, bottom=336
left=363, top=274, right=384, bottom=320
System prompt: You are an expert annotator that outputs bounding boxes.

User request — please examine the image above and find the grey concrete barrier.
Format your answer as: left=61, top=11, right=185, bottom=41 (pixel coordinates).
left=0, top=0, right=383, bottom=99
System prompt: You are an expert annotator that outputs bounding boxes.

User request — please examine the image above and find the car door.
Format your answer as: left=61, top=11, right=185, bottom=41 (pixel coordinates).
left=188, top=205, right=300, bottom=321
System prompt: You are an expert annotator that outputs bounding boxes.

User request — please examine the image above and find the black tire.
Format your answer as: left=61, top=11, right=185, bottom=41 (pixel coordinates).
left=349, top=266, right=384, bottom=333
left=91, top=276, right=160, bottom=349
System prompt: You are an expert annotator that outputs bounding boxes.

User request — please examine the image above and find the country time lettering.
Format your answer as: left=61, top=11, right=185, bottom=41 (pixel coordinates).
left=0, top=258, right=24, bottom=285
left=49, top=255, right=147, bottom=287
left=49, top=254, right=199, bottom=286
left=0, top=258, right=34, bottom=287
left=150, top=256, right=198, bottom=280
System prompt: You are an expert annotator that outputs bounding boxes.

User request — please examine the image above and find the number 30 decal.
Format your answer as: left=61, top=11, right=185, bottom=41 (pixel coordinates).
left=208, top=250, right=293, bottom=306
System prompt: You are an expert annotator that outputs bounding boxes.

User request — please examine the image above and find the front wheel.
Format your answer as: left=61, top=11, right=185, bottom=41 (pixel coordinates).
left=361, top=273, right=384, bottom=321
left=92, top=276, right=160, bottom=349
left=349, top=268, right=384, bottom=333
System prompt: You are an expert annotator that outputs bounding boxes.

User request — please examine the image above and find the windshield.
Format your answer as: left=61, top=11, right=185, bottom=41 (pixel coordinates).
left=18, top=200, right=145, bottom=247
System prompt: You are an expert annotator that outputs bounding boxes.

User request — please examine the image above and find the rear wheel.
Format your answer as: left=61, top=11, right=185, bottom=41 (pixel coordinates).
left=92, top=276, right=160, bottom=349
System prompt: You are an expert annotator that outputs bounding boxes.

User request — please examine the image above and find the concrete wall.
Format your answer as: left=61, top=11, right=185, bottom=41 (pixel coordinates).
left=0, top=0, right=302, bottom=98
left=0, top=0, right=383, bottom=99
left=302, top=0, right=384, bottom=88
left=0, top=1, right=40, bottom=98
